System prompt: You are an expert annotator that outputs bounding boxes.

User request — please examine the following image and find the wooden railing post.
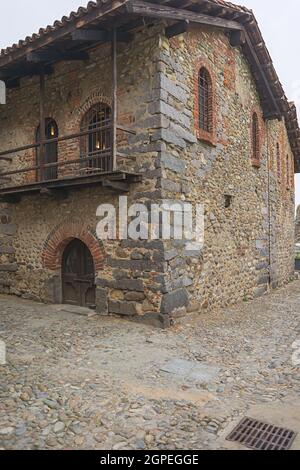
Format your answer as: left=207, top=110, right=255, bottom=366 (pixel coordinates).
left=39, top=71, right=46, bottom=181
left=111, top=27, right=117, bottom=172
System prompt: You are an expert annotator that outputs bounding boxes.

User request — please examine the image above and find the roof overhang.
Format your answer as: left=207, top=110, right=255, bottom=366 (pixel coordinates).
left=0, top=0, right=299, bottom=170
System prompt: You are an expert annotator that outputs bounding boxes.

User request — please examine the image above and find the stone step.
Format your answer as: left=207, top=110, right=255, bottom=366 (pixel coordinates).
left=51, top=304, right=97, bottom=318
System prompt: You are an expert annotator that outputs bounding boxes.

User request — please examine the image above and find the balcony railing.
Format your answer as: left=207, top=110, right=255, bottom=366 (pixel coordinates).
left=0, top=124, right=139, bottom=198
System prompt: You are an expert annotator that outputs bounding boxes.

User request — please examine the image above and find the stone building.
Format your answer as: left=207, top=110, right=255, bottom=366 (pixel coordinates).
left=295, top=206, right=300, bottom=244
left=0, top=0, right=299, bottom=327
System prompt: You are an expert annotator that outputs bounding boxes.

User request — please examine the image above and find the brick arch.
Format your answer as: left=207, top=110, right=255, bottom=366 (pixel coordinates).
left=42, top=222, right=105, bottom=271
left=73, top=91, right=112, bottom=127
left=193, top=57, right=216, bottom=146
left=250, top=105, right=264, bottom=168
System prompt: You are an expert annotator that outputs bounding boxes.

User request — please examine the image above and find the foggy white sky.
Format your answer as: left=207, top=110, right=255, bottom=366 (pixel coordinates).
left=0, top=0, right=299, bottom=206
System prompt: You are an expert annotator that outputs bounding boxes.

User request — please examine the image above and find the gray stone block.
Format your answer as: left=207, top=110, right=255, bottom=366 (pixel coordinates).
left=124, top=292, right=146, bottom=301
left=0, top=264, right=18, bottom=272
left=253, top=285, right=268, bottom=298
left=164, top=249, right=177, bottom=261
left=161, top=288, right=189, bottom=314
left=160, top=153, right=186, bottom=173
left=96, top=287, right=108, bottom=315
left=97, top=278, right=144, bottom=292
left=160, top=75, right=188, bottom=103
left=0, top=246, right=15, bottom=254
left=107, top=258, right=165, bottom=273
left=159, top=178, right=181, bottom=193
left=257, top=275, right=270, bottom=286
left=169, top=122, right=197, bottom=144
left=152, top=129, right=186, bottom=149
left=108, top=300, right=138, bottom=316
left=0, top=224, right=17, bottom=235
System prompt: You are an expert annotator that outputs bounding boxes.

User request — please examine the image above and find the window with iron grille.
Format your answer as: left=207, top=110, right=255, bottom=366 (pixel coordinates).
left=291, top=156, right=294, bottom=188
left=251, top=112, right=260, bottom=165
left=277, top=143, right=281, bottom=181
left=80, top=103, right=112, bottom=173
left=198, top=67, right=213, bottom=133
left=286, top=154, right=290, bottom=188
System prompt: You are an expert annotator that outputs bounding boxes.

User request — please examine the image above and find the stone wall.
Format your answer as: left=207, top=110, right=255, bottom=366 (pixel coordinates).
left=0, top=22, right=296, bottom=326
left=154, top=24, right=295, bottom=315
left=0, top=26, right=170, bottom=327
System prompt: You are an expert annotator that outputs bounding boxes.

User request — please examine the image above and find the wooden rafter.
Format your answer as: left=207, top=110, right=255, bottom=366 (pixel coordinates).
left=125, top=0, right=243, bottom=31
left=27, top=50, right=89, bottom=63
left=71, top=29, right=133, bottom=43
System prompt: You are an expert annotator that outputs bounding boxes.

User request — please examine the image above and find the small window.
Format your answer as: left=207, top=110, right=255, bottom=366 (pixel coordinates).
left=276, top=143, right=281, bottom=181
left=224, top=194, right=233, bottom=209
left=290, top=157, right=294, bottom=188
left=198, top=67, right=213, bottom=133
left=286, top=155, right=290, bottom=189
left=251, top=112, right=260, bottom=166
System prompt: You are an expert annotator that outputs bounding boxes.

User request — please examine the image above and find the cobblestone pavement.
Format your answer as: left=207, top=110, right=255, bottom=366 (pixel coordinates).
left=1, top=281, right=300, bottom=450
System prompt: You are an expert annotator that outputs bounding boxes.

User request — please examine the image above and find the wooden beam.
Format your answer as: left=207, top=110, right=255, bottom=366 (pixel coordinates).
left=6, top=79, right=20, bottom=89
left=242, top=31, right=281, bottom=117
left=166, top=20, right=189, bottom=38
left=0, top=1, right=127, bottom=69
left=27, top=50, right=89, bottom=63
left=0, top=172, right=140, bottom=198
left=125, top=0, right=243, bottom=31
left=71, top=29, right=133, bottom=43
left=72, top=29, right=109, bottom=42
left=102, top=180, right=129, bottom=192
left=0, top=65, right=53, bottom=84
left=230, top=30, right=246, bottom=47
left=0, top=176, right=12, bottom=182
left=40, top=188, right=69, bottom=199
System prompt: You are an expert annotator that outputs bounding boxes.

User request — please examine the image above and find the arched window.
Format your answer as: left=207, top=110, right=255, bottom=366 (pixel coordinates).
left=291, top=157, right=294, bottom=188
left=80, top=103, right=112, bottom=172
left=251, top=112, right=260, bottom=166
left=276, top=143, right=281, bottom=181
left=36, top=118, right=58, bottom=181
left=198, top=67, right=213, bottom=133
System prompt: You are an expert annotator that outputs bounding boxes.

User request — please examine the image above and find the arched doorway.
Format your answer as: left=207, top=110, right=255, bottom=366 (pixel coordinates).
left=62, top=239, right=96, bottom=309
left=36, top=118, right=58, bottom=181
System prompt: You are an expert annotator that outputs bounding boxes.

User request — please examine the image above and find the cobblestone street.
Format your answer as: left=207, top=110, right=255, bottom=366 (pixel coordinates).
left=1, top=282, right=300, bottom=450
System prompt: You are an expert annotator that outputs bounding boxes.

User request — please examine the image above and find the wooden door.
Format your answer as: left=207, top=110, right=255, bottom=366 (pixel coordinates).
left=62, top=239, right=96, bottom=309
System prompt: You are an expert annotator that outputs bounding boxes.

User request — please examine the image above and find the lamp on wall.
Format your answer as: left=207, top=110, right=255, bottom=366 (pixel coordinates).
left=50, top=124, right=56, bottom=137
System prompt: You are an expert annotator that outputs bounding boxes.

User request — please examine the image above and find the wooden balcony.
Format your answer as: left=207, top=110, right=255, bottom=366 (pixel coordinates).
left=0, top=125, right=141, bottom=203
left=0, top=27, right=141, bottom=203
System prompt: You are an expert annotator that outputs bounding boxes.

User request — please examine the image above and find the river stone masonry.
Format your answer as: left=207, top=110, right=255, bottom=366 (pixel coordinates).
left=0, top=22, right=295, bottom=326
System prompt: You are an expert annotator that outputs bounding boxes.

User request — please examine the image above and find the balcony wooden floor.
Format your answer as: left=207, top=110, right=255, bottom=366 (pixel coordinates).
left=0, top=171, right=142, bottom=203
